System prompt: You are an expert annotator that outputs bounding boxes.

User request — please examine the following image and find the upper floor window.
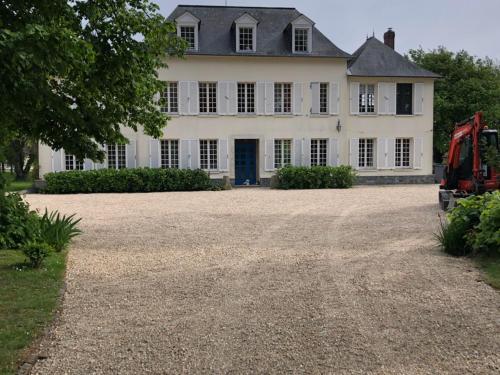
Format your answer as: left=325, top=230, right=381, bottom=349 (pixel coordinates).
left=199, top=82, right=217, bottom=113
left=161, top=82, right=178, bottom=114
left=160, top=140, right=179, bottom=169
left=238, top=83, right=255, bottom=114
left=235, top=13, right=258, bottom=53
left=274, top=83, right=292, bottom=114
left=107, top=144, right=126, bottom=170
left=359, top=84, right=375, bottom=113
left=397, top=83, right=413, bottom=115
left=319, top=83, right=329, bottom=114
left=65, top=154, right=84, bottom=171
left=291, top=15, right=313, bottom=54
left=176, top=12, right=200, bottom=51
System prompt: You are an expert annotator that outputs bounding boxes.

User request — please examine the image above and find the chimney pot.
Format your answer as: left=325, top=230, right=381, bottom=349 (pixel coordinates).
left=384, top=27, right=395, bottom=49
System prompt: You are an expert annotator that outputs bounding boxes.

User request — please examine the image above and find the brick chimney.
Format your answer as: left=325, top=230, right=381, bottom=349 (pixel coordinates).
left=384, top=28, right=395, bottom=49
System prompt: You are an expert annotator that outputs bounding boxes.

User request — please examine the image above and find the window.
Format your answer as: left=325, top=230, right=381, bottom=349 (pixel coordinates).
left=238, top=27, right=254, bottom=51
left=237, top=83, right=255, bottom=114
left=180, top=26, right=196, bottom=50
left=397, top=83, right=413, bottom=115
left=199, top=82, right=217, bottom=113
left=274, top=139, right=292, bottom=169
left=358, top=139, right=375, bottom=168
left=359, top=84, right=375, bottom=113
left=161, top=82, right=178, bottom=114
left=294, top=28, right=309, bottom=52
left=65, top=154, right=84, bottom=171
left=200, top=140, right=218, bottom=170
left=319, top=83, right=329, bottom=114
left=395, top=138, right=411, bottom=168
left=107, top=144, right=126, bottom=169
left=274, top=83, right=292, bottom=114
left=311, top=139, right=328, bottom=166
left=160, top=140, right=179, bottom=169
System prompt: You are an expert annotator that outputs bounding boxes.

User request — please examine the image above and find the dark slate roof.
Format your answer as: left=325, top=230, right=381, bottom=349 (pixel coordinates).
left=348, top=37, right=440, bottom=78
left=167, top=5, right=350, bottom=58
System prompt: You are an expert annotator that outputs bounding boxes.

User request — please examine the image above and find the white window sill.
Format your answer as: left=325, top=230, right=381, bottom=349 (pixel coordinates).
left=198, top=114, right=218, bottom=118
left=274, top=114, right=294, bottom=118
left=356, top=113, right=377, bottom=117
left=309, top=114, right=337, bottom=118
left=236, top=113, right=257, bottom=117
left=395, top=114, right=415, bottom=117
left=357, top=168, right=377, bottom=171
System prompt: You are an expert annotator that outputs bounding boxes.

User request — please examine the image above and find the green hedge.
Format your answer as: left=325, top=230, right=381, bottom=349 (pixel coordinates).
left=43, top=168, right=213, bottom=194
left=276, top=165, right=356, bottom=189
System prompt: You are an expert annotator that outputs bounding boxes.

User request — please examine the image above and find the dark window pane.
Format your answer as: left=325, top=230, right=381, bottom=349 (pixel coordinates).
left=397, top=83, right=413, bottom=115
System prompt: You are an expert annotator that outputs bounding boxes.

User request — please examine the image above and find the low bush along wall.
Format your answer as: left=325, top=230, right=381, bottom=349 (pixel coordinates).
left=276, top=165, right=357, bottom=189
left=43, top=168, right=213, bottom=194
left=436, top=191, right=499, bottom=257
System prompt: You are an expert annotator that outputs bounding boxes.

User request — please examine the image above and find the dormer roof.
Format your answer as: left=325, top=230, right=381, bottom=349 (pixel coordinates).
left=291, top=14, right=315, bottom=27
left=175, top=11, right=200, bottom=25
left=234, top=13, right=258, bottom=25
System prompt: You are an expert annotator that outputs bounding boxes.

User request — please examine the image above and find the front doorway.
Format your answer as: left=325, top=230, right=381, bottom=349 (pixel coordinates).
left=235, top=139, right=257, bottom=185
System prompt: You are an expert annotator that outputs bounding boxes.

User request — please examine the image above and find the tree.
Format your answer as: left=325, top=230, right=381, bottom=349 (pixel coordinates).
left=408, top=47, right=500, bottom=162
left=0, top=0, right=186, bottom=165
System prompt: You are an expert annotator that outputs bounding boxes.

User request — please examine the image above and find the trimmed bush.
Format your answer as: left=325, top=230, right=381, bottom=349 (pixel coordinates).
left=0, top=193, right=41, bottom=249
left=276, top=165, right=356, bottom=190
left=22, top=242, right=53, bottom=268
left=43, top=168, right=213, bottom=194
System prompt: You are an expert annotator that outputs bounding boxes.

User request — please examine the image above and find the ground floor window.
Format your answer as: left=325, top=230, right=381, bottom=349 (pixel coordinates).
left=274, top=139, right=292, bottom=169
left=359, top=138, right=375, bottom=168
left=395, top=138, right=411, bottom=168
left=65, top=154, right=84, bottom=171
left=107, top=144, right=126, bottom=169
left=311, top=139, right=328, bottom=166
left=160, top=140, right=179, bottom=169
left=200, top=139, right=218, bottom=170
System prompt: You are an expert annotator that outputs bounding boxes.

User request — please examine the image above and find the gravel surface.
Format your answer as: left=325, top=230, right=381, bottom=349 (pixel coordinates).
left=27, top=185, right=499, bottom=374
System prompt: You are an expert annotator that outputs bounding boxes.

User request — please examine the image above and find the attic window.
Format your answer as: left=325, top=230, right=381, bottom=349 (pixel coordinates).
left=180, top=26, right=196, bottom=50
left=235, top=13, right=258, bottom=53
left=176, top=12, right=200, bottom=51
left=291, top=15, right=313, bottom=54
left=238, top=27, right=254, bottom=51
left=294, top=29, right=309, bottom=52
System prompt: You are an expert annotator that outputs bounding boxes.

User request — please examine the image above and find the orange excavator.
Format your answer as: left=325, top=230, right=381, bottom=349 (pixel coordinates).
left=439, top=112, right=499, bottom=210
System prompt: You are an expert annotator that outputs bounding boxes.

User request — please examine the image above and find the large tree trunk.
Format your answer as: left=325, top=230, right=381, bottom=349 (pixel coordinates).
left=8, top=138, right=36, bottom=181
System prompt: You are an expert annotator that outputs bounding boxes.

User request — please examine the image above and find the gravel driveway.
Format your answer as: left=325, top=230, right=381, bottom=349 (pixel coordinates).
left=27, top=185, right=499, bottom=374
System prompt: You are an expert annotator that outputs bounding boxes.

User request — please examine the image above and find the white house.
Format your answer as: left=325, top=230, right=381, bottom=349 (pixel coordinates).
left=38, top=5, right=439, bottom=185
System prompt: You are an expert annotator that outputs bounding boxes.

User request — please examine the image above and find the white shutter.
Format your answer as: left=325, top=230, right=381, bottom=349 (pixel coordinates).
left=414, top=83, right=424, bottom=115
left=350, top=82, right=359, bottom=115
left=52, top=149, right=63, bottom=172
left=350, top=139, right=359, bottom=169
left=127, top=140, right=136, bottom=168
left=310, top=82, right=320, bottom=115
left=378, top=83, right=387, bottom=115
left=217, top=81, right=228, bottom=115
left=95, top=145, right=107, bottom=169
left=293, top=82, right=303, bottom=115
left=264, top=139, right=274, bottom=171
left=227, top=81, right=237, bottom=115
left=387, top=138, right=396, bottom=169
left=413, top=137, right=424, bottom=169
left=329, top=138, right=339, bottom=166
left=302, top=138, right=311, bottom=167
left=179, top=81, right=190, bottom=115
left=330, top=82, right=340, bottom=115
left=180, top=140, right=190, bottom=169
left=377, top=138, right=387, bottom=169
left=264, top=82, right=274, bottom=115
left=149, top=139, right=160, bottom=168
left=188, top=81, right=199, bottom=115
left=293, top=139, right=302, bottom=166
left=153, top=92, right=160, bottom=111
left=190, top=139, right=199, bottom=169
left=387, top=83, right=397, bottom=115
left=256, top=81, right=266, bottom=115
left=219, top=138, right=229, bottom=171
left=84, top=159, right=93, bottom=171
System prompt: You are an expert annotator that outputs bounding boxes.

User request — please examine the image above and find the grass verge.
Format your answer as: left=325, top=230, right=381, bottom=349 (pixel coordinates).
left=0, top=249, right=67, bottom=375
left=1, top=172, right=33, bottom=192
left=476, top=254, right=500, bottom=290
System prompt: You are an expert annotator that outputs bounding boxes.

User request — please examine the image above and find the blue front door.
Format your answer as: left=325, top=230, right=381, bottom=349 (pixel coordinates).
left=235, top=140, right=257, bottom=185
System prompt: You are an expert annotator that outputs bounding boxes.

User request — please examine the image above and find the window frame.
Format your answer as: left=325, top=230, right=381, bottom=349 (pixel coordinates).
left=358, top=138, right=375, bottom=169
left=237, top=82, right=256, bottom=114
left=236, top=26, right=256, bottom=52
left=396, top=83, right=413, bottom=115
left=161, top=82, right=178, bottom=114
left=64, top=154, right=84, bottom=171
left=359, top=84, right=376, bottom=114
left=160, top=139, right=180, bottom=169
left=311, top=139, right=328, bottom=166
left=395, top=138, right=412, bottom=168
left=107, top=144, right=127, bottom=170
left=199, top=82, right=217, bottom=114
left=199, top=139, right=218, bottom=171
left=294, top=28, right=310, bottom=53
left=274, top=83, right=292, bottom=114
left=319, top=83, right=329, bottom=114
left=274, top=139, right=292, bottom=169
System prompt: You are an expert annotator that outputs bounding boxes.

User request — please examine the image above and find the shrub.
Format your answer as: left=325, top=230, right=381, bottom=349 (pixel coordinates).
left=40, top=209, right=82, bottom=252
left=435, top=216, right=473, bottom=256
left=276, top=165, right=356, bottom=190
left=22, top=242, right=53, bottom=268
left=471, top=192, right=500, bottom=254
left=43, top=168, right=213, bottom=194
left=0, top=193, right=41, bottom=249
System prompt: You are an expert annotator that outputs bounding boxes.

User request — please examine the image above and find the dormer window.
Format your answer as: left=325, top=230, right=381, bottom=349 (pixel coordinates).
left=291, top=15, right=313, bottom=54
left=176, top=12, right=200, bottom=52
left=234, top=13, right=258, bottom=53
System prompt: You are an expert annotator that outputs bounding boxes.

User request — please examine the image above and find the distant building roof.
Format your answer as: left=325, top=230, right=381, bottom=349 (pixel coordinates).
left=348, top=37, right=440, bottom=78
left=168, top=5, right=351, bottom=58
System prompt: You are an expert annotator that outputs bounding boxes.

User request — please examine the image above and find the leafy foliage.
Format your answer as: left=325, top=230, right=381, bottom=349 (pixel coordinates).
left=39, top=210, right=82, bottom=252
left=408, top=47, right=500, bottom=161
left=0, top=193, right=41, bottom=249
left=0, top=0, right=186, bottom=162
left=276, top=165, right=356, bottom=189
left=43, top=168, right=213, bottom=194
left=22, top=242, right=54, bottom=268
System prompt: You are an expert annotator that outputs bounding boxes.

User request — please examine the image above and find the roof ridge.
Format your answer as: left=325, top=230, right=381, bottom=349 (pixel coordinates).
left=177, top=5, right=297, bottom=10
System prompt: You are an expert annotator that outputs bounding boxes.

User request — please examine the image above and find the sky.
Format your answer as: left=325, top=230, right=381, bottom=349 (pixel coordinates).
left=154, top=0, right=500, bottom=61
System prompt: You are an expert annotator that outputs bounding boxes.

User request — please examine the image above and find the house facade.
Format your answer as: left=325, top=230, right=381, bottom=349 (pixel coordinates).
left=38, top=5, right=439, bottom=185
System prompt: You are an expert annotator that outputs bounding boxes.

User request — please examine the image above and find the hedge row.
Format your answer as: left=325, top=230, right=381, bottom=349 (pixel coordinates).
left=43, top=168, right=213, bottom=194
left=276, top=165, right=356, bottom=189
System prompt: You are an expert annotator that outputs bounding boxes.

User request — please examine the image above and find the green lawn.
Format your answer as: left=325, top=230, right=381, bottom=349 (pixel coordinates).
left=1, top=172, right=33, bottom=192
left=0, top=250, right=67, bottom=375
left=477, top=254, right=500, bottom=290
